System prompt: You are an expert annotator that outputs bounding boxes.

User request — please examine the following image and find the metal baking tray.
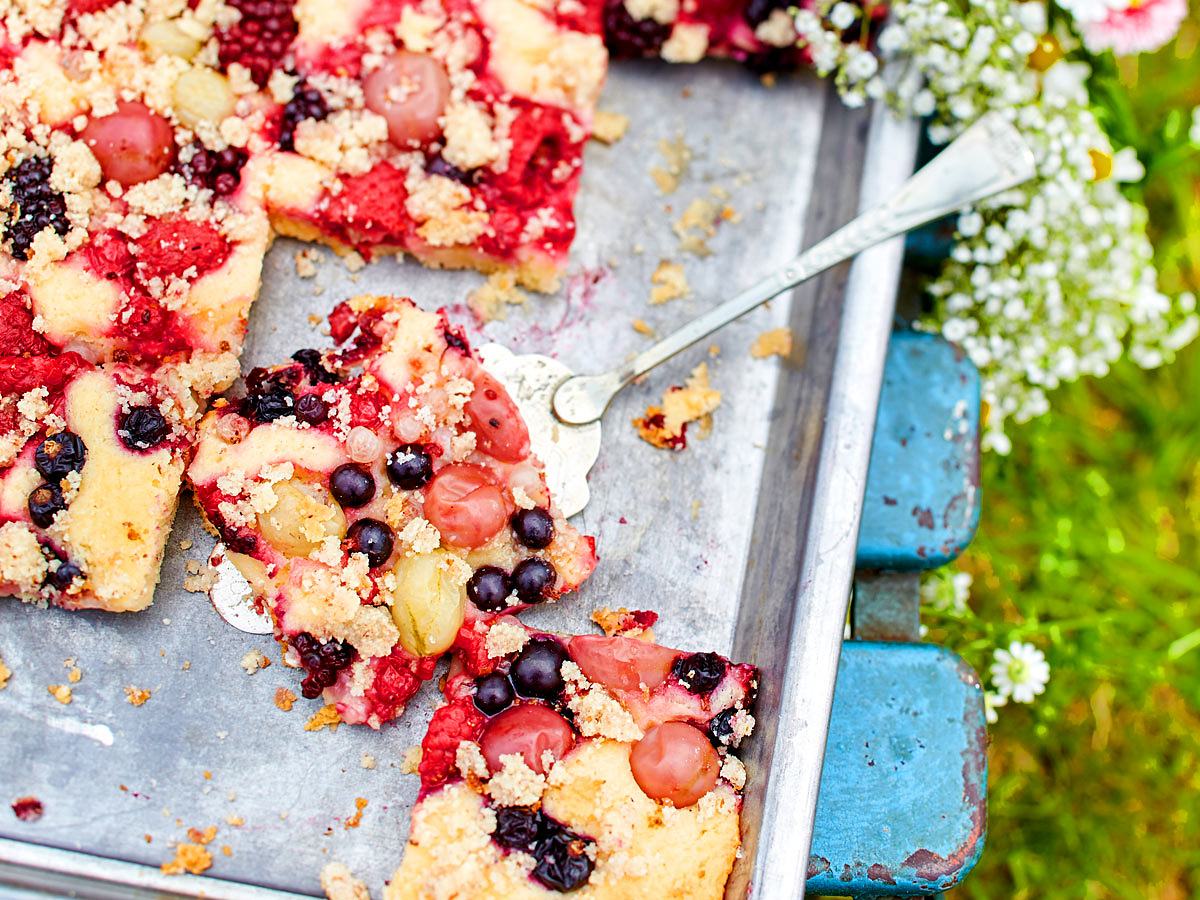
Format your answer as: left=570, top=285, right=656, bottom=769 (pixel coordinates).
left=0, top=61, right=917, bottom=898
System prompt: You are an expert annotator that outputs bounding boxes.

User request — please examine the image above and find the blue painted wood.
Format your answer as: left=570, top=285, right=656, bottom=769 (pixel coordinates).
left=856, top=331, right=981, bottom=571
left=807, top=642, right=987, bottom=897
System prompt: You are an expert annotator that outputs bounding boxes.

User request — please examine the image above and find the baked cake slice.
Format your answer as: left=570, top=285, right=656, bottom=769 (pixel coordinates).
left=388, top=614, right=757, bottom=897
left=261, top=0, right=610, bottom=291
left=187, top=295, right=597, bottom=726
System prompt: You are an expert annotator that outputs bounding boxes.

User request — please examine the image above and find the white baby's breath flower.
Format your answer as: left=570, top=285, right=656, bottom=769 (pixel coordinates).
left=829, top=2, right=857, bottom=29
left=1190, top=107, right=1200, bottom=145
left=990, top=641, right=1050, bottom=704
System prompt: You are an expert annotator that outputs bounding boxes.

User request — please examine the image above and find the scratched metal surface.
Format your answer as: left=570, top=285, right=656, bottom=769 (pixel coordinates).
left=0, top=62, right=907, bottom=898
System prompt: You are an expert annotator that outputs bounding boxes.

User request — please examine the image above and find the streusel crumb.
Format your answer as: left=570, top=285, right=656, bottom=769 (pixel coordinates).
left=751, top=327, right=793, bottom=359
left=591, top=110, right=629, bottom=145
left=125, top=686, right=152, bottom=706
left=320, top=861, right=370, bottom=900
left=305, top=704, right=341, bottom=732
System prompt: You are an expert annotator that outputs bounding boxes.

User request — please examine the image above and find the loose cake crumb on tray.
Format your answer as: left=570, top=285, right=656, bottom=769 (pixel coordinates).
left=591, top=110, right=630, bottom=145
left=633, top=363, right=722, bottom=450
left=650, top=260, right=690, bottom=305
left=751, top=327, right=794, bottom=359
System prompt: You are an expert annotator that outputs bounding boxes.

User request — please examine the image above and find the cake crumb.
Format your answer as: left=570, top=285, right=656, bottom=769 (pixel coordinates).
left=651, top=135, right=692, bottom=194
left=47, top=684, right=72, bottom=705
left=485, top=618, right=529, bottom=658
left=751, top=327, right=793, bottom=359
left=400, top=746, right=423, bottom=774
left=344, top=797, right=368, bottom=829
left=650, top=261, right=689, bottom=305
left=691, top=499, right=703, bottom=520
left=360, top=753, right=376, bottom=770
left=274, top=687, right=297, bottom=711
left=179, top=539, right=193, bottom=551
left=633, top=363, right=721, bottom=450
left=161, top=843, right=212, bottom=876
left=590, top=110, right=629, bottom=145
left=187, top=825, right=217, bottom=845
left=467, top=270, right=528, bottom=322
left=305, top=704, right=342, bottom=732
left=295, top=248, right=321, bottom=278
left=631, top=318, right=654, bottom=337
left=673, top=197, right=724, bottom=257
left=342, top=251, right=366, bottom=273
left=0, top=656, right=9, bottom=690
left=225, top=815, right=245, bottom=827
left=184, top=563, right=218, bottom=593
left=320, top=861, right=370, bottom=900
left=590, top=607, right=658, bottom=639
left=240, top=650, right=270, bottom=674
left=221, top=845, right=233, bottom=857
left=125, top=686, right=152, bottom=706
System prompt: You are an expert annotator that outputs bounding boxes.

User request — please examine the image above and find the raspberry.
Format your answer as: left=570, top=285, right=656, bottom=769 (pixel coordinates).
left=0, top=291, right=53, bottom=359
left=82, top=231, right=135, bottom=284
left=363, top=652, right=438, bottom=723
left=217, top=0, right=298, bottom=87
left=133, top=217, right=232, bottom=282
left=321, top=162, right=410, bottom=247
left=175, top=142, right=248, bottom=197
left=278, top=83, right=329, bottom=151
left=418, top=696, right=486, bottom=789
left=0, top=353, right=88, bottom=398
left=4, top=156, right=70, bottom=261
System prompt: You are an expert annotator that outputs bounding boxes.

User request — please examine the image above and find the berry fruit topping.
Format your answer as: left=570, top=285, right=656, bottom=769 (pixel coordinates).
left=294, top=393, right=328, bottom=424
left=386, top=444, right=433, bottom=490
left=708, top=707, right=737, bottom=747
left=4, top=156, right=69, bottom=260
left=217, top=0, right=297, bottom=87
left=464, top=372, right=530, bottom=463
left=291, top=632, right=355, bottom=699
left=176, top=142, right=248, bottom=196
left=362, top=52, right=451, bottom=149
left=511, top=507, right=554, bottom=549
left=28, top=483, right=66, bottom=528
left=34, top=432, right=87, bottom=481
left=119, top=406, right=170, bottom=450
left=422, top=464, right=508, bottom=548
left=80, top=101, right=175, bottom=186
left=492, top=806, right=542, bottom=851
left=329, top=463, right=376, bottom=508
left=345, top=518, right=394, bottom=567
left=48, top=561, right=83, bottom=591
left=279, top=83, right=329, bottom=150
left=510, top=638, right=567, bottom=698
left=473, top=672, right=515, bottom=716
left=603, top=0, right=671, bottom=57
left=480, top=704, right=575, bottom=774
left=466, top=565, right=511, bottom=612
left=629, top=721, right=720, bottom=808
left=532, top=829, right=595, bottom=892
left=240, top=385, right=294, bottom=422
left=671, top=652, right=727, bottom=694
left=567, top=634, right=677, bottom=693
left=292, top=348, right=339, bottom=383
left=512, top=557, right=556, bottom=603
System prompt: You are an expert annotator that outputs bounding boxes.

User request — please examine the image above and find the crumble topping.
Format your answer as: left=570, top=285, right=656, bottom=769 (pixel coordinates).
left=661, top=23, right=710, bottom=63
left=47, top=684, right=73, bottom=704
left=0, top=657, right=10, bottom=690
left=361, top=753, right=376, bottom=770
left=240, top=650, right=270, bottom=674
left=466, top=270, right=528, bottom=322
left=484, top=618, right=528, bottom=658
left=751, top=327, right=793, bottom=358
left=0, top=522, right=49, bottom=593
left=397, top=517, right=442, bottom=555
left=755, top=9, right=798, bottom=47
left=161, top=842, right=213, bottom=876
left=561, top=661, right=643, bottom=742
left=456, top=740, right=490, bottom=780
left=720, top=755, right=747, bottom=790
left=486, top=753, right=546, bottom=807
left=622, top=0, right=678, bottom=24
left=275, top=688, right=298, bottom=711
left=320, top=861, right=370, bottom=900
left=305, top=704, right=342, bottom=732
left=649, top=260, right=689, bottom=305
left=401, top=746, right=423, bottom=774
left=125, top=685, right=152, bottom=706
left=651, top=135, right=691, bottom=194
left=633, top=363, right=721, bottom=449
left=590, top=110, right=629, bottom=145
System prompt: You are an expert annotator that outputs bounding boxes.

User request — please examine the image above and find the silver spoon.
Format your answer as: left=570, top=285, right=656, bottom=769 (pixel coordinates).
left=485, top=111, right=1036, bottom=518
left=208, top=111, right=1036, bottom=632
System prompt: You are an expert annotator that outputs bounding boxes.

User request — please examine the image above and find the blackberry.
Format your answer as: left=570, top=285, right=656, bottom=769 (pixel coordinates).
left=119, top=406, right=170, bottom=450
left=532, top=829, right=594, bottom=892
left=217, top=0, right=298, bottom=87
left=34, top=431, right=87, bottom=481
left=671, top=652, right=727, bottom=695
left=176, top=142, right=248, bottom=196
left=28, top=483, right=66, bottom=528
left=603, top=0, right=671, bottom=58
left=511, top=508, right=554, bottom=549
left=291, top=632, right=355, bottom=699
left=4, top=156, right=70, bottom=261
left=426, top=155, right=473, bottom=185
left=278, top=84, right=329, bottom=151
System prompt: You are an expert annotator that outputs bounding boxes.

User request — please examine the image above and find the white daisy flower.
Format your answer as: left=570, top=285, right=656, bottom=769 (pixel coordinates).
left=983, top=690, right=1008, bottom=724
left=990, top=641, right=1050, bottom=704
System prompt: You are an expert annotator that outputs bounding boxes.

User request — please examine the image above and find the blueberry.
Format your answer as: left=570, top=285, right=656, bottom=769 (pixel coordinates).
left=671, top=652, right=727, bottom=695
left=473, top=672, right=515, bottom=716
left=708, top=707, right=737, bottom=747
left=28, top=483, right=66, bottom=528
left=49, top=561, right=83, bottom=591
left=511, top=508, right=554, bottom=549
left=493, top=806, right=543, bottom=851
left=345, top=518, right=394, bottom=567
left=34, top=431, right=86, bottom=481
left=329, top=463, right=375, bottom=508
left=240, top=389, right=293, bottom=423
left=510, top=638, right=567, bottom=699
left=294, top=393, right=328, bottom=424
left=467, top=566, right=511, bottom=612
left=532, top=829, right=594, bottom=892
left=119, top=406, right=169, bottom=449
left=386, top=444, right=433, bottom=490
left=512, top=558, right=556, bottom=603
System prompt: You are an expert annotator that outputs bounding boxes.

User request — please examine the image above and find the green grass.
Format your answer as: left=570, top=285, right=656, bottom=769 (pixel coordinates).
left=924, top=18, right=1200, bottom=899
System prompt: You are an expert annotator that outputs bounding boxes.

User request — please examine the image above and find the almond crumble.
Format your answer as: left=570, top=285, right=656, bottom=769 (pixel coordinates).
left=751, top=327, right=793, bottom=359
